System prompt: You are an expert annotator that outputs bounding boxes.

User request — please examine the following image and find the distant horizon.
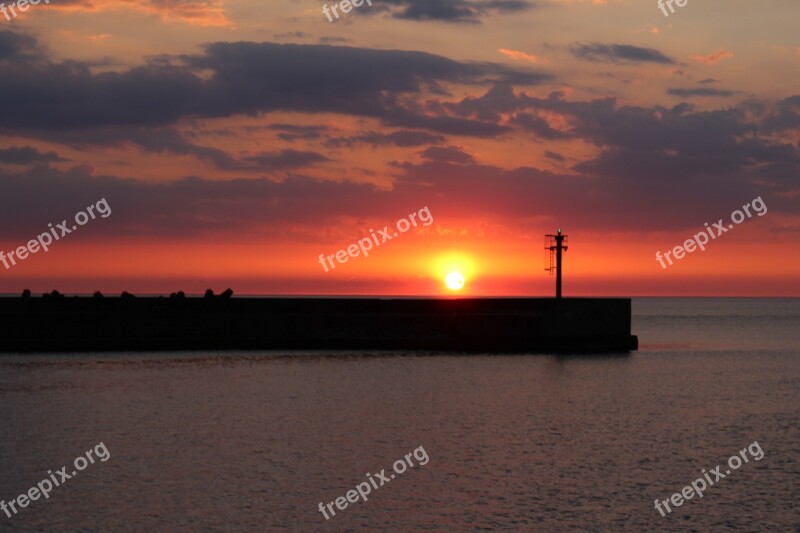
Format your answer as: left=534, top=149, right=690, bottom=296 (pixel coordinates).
left=2, top=291, right=798, bottom=299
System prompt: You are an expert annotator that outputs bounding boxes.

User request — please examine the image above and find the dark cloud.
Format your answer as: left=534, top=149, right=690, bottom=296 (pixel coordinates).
left=698, top=78, right=720, bottom=85
left=33, top=126, right=238, bottom=169
left=367, top=0, right=535, bottom=23
left=186, top=41, right=551, bottom=109
left=667, top=87, right=736, bottom=98
left=0, top=33, right=550, bottom=138
left=378, top=109, right=511, bottom=137
left=0, top=146, right=65, bottom=164
left=242, top=150, right=330, bottom=170
left=439, top=85, right=799, bottom=186
left=30, top=125, right=334, bottom=172
left=444, top=83, right=519, bottom=121
left=0, top=166, right=385, bottom=240
left=558, top=99, right=799, bottom=184
left=419, top=146, right=476, bottom=164
left=325, top=130, right=445, bottom=148
left=761, top=95, right=800, bottom=133
left=388, top=158, right=793, bottom=233
left=0, top=29, right=796, bottom=243
left=0, top=30, right=38, bottom=60
left=268, top=124, right=326, bottom=142
left=570, top=43, right=676, bottom=64
left=510, top=112, right=571, bottom=139
left=0, top=136, right=795, bottom=244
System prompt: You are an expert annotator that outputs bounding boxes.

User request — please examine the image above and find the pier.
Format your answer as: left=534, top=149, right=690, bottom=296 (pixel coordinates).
left=0, top=294, right=637, bottom=353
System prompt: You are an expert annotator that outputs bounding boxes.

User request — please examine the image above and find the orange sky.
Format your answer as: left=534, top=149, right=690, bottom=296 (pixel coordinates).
left=1, top=0, right=799, bottom=296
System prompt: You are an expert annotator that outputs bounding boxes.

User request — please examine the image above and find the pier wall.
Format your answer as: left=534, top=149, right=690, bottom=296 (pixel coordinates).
left=0, top=297, right=637, bottom=353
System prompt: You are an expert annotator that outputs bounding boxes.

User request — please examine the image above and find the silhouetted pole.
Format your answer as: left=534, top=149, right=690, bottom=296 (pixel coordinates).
left=555, top=229, right=564, bottom=299
left=545, top=229, right=568, bottom=298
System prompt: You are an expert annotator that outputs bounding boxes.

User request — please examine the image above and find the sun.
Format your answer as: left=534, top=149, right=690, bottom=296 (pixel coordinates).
left=445, top=272, right=465, bottom=291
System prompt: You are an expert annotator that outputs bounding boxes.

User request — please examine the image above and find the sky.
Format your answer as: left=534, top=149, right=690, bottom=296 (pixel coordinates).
left=0, top=0, right=798, bottom=296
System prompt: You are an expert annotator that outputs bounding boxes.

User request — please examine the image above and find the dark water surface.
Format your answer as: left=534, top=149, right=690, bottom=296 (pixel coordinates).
left=1, top=298, right=798, bottom=531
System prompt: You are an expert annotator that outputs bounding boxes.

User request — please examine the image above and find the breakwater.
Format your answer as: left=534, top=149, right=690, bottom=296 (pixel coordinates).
left=0, top=294, right=637, bottom=353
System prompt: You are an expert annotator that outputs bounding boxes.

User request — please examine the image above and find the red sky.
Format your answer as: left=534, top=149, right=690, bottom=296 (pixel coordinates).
left=1, top=0, right=799, bottom=296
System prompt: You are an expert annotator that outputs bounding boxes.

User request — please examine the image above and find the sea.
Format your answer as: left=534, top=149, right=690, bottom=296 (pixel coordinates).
left=0, top=298, right=798, bottom=531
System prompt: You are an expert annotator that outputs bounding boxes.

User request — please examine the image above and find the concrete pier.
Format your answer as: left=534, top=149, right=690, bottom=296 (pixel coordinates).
left=0, top=296, right=637, bottom=353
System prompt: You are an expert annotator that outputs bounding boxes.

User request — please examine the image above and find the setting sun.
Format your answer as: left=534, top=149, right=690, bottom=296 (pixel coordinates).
left=445, top=272, right=465, bottom=291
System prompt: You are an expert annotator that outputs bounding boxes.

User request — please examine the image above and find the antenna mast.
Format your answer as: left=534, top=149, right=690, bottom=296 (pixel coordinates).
left=544, top=229, right=568, bottom=298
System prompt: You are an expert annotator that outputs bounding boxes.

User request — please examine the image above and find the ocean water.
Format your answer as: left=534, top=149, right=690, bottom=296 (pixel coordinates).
left=0, top=298, right=798, bottom=531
